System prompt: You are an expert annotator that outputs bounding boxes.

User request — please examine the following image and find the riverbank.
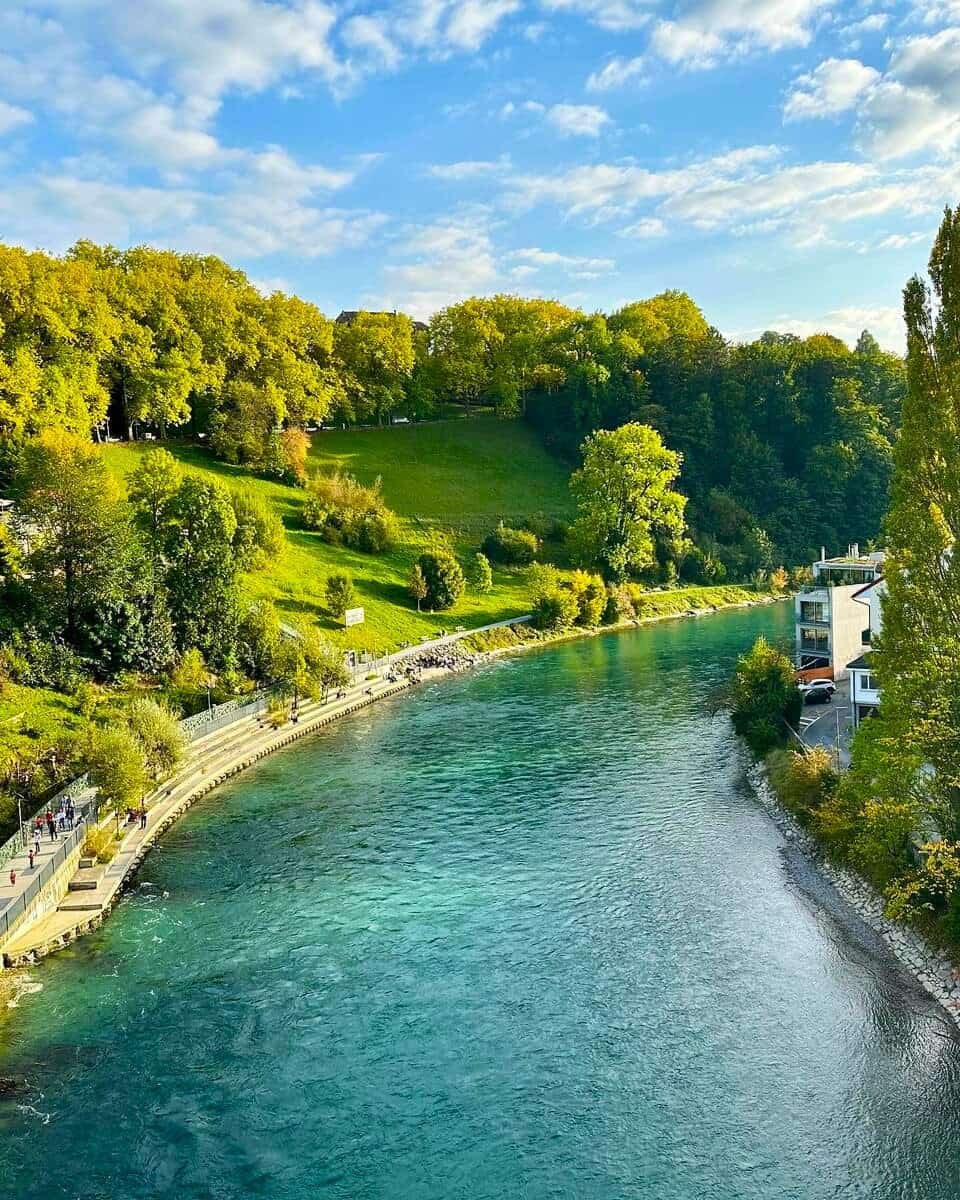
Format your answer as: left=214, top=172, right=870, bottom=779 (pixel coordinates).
left=1, top=587, right=782, bottom=979
left=747, top=763, right=960, bottom=1029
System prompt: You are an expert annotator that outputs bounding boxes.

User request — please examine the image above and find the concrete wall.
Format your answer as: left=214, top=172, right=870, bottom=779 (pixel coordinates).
left=829, top=585, right=869, bottom=679
left=0, top=840, right=82, bottom=960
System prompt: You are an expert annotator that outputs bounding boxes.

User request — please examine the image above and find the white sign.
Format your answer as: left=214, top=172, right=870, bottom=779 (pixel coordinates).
left=345, top=606, right=365, bottom=627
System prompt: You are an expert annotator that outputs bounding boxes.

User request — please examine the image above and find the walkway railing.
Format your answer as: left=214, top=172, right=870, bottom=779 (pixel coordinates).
left=0, top=793, right=99, bottom=943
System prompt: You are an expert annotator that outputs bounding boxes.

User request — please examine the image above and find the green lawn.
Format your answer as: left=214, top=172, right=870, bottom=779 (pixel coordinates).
left=102, top=418, right=574, bottom=655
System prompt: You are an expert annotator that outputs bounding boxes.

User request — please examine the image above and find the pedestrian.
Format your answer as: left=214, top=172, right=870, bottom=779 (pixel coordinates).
left=66, top=801, right=75, bottom=823
left=28, top=848, right=35, bottom=869
left=33, top=834, right=40, bottom=856
left=8, top=869, right=15, bottom=887
left=47, top=816, right=56, bottom=841
left=139, top=806, right=147, bottom=830
left=57, top=811, right=66, bottom=832
left=45, top=809, right=53, bottom=827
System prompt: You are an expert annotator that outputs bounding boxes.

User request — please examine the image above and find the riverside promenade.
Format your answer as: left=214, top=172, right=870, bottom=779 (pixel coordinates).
left=0, top=614, right=531, bottom=968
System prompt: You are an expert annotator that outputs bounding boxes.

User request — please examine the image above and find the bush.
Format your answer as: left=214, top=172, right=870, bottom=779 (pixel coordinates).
left=84, top=726, right=150, bottom=813
left=417, top=551, right=465, bottom=610
left=533, top=589, right=579, bottom=630
left=568, top=571, right=606, bottom=627
left=302, top=470, right=398, bottom=554
left=231, top=489, right=286, bottom=571
left=766, top=747, right=836, bottom=820
left=602, top=583, right=634, bottom=625
left=482, top=523, right=540, bottom=566
left=83, top=825, right=118, bottom=864
left=128, top=698, right=185, bottom=779
left=730, top=636, right=802, bottom=757
left=326, top=573, right=357, bottom=619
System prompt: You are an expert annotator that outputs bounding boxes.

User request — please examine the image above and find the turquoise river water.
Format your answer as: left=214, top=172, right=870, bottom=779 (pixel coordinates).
left=2, top=601, right=960, bottom=1199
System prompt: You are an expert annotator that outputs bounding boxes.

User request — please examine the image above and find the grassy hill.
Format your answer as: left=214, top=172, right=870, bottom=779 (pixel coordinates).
left=102, top=418, right=574, bottom=655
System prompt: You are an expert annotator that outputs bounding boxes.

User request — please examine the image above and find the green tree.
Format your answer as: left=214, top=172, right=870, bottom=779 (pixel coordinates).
left=570, top=423, right=686, bottom=580
left=162, top=477, right=240, bottom=665
left=409, top=561, right=428, bottom=611
left=128, top=447, right=183, bottom=577
left=469, top=552, right=493, bottom=601
left=417, top=550, right=465, bottom=610
left=127, top=699, right=185, bottom=779
left=84, top=726, right=150, bottom=813
left=730, top=636, right=802, bottom=757
left=533, top=588, right=579, bottom=630
left=12, top=429, right=136, bottom=657
left=325, top=572, right=356, bottom=619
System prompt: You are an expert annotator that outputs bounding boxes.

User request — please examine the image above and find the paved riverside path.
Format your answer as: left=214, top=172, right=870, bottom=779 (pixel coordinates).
left=1, top=670, right=426, bottom=966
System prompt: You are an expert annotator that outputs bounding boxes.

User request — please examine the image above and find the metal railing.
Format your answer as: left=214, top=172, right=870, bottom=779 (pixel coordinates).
left=0, top=793, right=99, bottom=943
left=180, top=690, right=270, bottom=742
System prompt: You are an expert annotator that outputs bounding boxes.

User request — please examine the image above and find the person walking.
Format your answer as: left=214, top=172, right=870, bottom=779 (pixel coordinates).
left=28, top=848, right=35, bottom=869
left=139, top=806, right=147, bottom=830
left=9, top=869, right=15, bottom=887
left=46, top=815, right=56, bottom=841
left=33, top=832, right=40, bottom=856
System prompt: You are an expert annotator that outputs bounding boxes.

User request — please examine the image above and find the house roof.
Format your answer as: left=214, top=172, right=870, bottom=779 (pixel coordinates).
left=847, top=652, right=873, bottom=670
left=852, top=576, right=884, bottom=599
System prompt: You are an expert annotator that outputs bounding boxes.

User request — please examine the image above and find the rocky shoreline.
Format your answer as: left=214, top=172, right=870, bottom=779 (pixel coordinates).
left=747, top=762, right=960, bottom=1028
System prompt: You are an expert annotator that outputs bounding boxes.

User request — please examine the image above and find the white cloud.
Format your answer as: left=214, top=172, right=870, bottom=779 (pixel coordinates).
left=445, top=0, right=521, bottom=49
left=733, top=305, right=905, bottom=352
left=620, top=216, right=666, bottom=238
left=840, top=12, right=887, bottom=44
left=877, top=230, right=931, bottom=250
left=510, top=246, right=615, bottom=270
left=650, top=21, right=725, bottom=69
left=341, top=15, right=403, bottom=70
left=379, top=216, right=501, bottom=318
left=784, top=58, right=879, bottom=122
left=0, top=100, right=33, bottom=136
left=538, top=0, right=652, bottom=33
left=586, top=56, right=646, bottom=91
left=545, top=103, right=612, bottom=136
left=429, top=157, right=510, bottom=179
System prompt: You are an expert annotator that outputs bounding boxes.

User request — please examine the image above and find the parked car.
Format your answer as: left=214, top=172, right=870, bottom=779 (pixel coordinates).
left=799, top=678, right=835, bottom=704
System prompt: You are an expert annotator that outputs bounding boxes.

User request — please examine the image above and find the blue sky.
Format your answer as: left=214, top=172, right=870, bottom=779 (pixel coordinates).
left=1, top=1, right=957, bottom=349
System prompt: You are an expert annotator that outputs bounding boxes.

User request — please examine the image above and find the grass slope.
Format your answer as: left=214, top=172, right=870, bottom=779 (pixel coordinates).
left=102, top=418, right=574, bottom=654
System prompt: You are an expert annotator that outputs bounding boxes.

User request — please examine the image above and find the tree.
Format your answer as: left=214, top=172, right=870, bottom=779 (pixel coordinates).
left=162, top=477, right=240, bottom=665
left=128, top=447, right=183, bottom=577
left=127, top=699, right=185, bottom=779
left=333, top=312, right=415, bottom=424
left=417, top=550, right=465, bottom=610
left=570, top=423, right=687, bottom=580
left=848, top=207, right=960, bottom=846
left=12, top=430, right=137, bottom=661
left=238, top=600, right=282, bottom=681
left=409, top=562, right=428, bottom=611
left=533, top=588, right=579, bottom=630
left=469, top=552, right=493, bottom=601
left=84, top=726, right=150, bottom=813
left=729, top=636, right=802, bottom=757
left=325, top=573, right=356, bottom=619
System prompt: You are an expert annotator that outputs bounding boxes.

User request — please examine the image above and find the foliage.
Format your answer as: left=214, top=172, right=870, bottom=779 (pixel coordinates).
left=230, top=488, right=286, bottom=571
left=408, top=562, right=428, bottom=611
left=766, top=747, right=836, bottom=820
left=417, top=550, right=465, bottom=610
left=568, top=570, right=606, bottom=627
left=730, top=636, right=802, bottom=757
left=171, top=647, right=208, bottom=691
left=570, top=423, right=687, bottom=581
left=533, top=589, right=580, bottom=630
left=469, top=552, right=493, bottom=600
left=481, top=522, right=540, bottom=565
left=302, top=470, right=399, bottom=553
left=325, top=573, right=356, bottom=619
left=83, top=825, right=119, bottom=864
left=127, top=698, right=185, bottom=779
left=84, top=726, right=150, bottom=812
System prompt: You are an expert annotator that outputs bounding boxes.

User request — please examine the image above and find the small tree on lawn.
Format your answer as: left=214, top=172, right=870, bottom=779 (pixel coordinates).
left=469, top=552, right=493, bottom=602
left=417, top=550, right=465, bottom=611
left=409, top=562, right=428, bottom=611
left=326, top=573, right=356, bottom=619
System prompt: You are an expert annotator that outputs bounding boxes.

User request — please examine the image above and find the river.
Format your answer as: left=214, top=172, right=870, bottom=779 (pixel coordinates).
left=2, top=601, right=960, bottom=1199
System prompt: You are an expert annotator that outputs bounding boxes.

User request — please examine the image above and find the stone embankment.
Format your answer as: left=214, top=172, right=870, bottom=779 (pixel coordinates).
left=747, top=763, right=960, bottom=1028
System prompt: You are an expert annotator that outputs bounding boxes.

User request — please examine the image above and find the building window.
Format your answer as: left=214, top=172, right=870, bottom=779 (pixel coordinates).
left=863, top=674, right=878, bottom=692
left=800, top=626, right=829, bottom=652
left=800, top=601, right=827, bottom=623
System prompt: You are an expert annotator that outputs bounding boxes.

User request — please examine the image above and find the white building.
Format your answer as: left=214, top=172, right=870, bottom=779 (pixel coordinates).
left=848, top=575, right=887, bottom=727
left=795, top=545, right=885, bottom=681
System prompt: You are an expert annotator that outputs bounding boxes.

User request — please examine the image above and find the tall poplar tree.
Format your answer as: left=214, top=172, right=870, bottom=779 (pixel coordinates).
left=873, top=206, right=960, bottom=836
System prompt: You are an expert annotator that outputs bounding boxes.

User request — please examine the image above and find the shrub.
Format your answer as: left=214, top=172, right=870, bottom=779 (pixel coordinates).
left=533, top=589, right=579, bottom=630
left=482, top=522, right=539, bottom=566
left=417, top=551, right=465, bottom=610
left=569, top=571, right=606, bottom=627
left=602, top=583, right=634, bottom=625
left=128, top=698, right=186, bottom=779
left=83, top=825, right=118, bottom=864
left=231, top=489, right=286, bottom=571
left=302, top=470, right=398, bottom=554
left=730, top=636, right=802, bottom=757
left=279, top=427, right=309, bottom=486
left=326, top=573, right=357, bottom=619
left=526, top=562, right=561, bottom=603
left=766, top=747, right=836, bottom=820
left=171, top=648, right=208, bottom=691
left=84, top=727, right=150, bottom=813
